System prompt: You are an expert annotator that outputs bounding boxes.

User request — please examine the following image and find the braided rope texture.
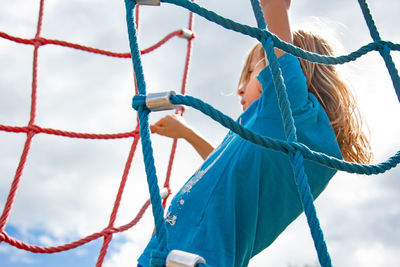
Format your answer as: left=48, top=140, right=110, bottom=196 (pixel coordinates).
left=250, top=0, right=331, bottom=265
left=0, top=0, right=195, bottom=266
left=130, top=0, right=400, bottom=266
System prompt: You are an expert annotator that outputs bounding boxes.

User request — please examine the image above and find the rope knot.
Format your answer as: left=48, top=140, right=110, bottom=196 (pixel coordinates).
left=132, top=94, right=148, bottom=111
left=27, top=124, right=41, bottom=134
left=382, top=43, right=390, bottom=54
left=33, top=37, right=46, bottom=47
left=102, top=227, right=117, bottom=236
left=150, top=249, right=169, bottom=267
left=256, top=29, right=272, bottom=44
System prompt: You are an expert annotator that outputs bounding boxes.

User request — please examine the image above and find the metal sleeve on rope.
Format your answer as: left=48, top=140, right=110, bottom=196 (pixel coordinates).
left=160, top=187, right=169, bottom=199
left=135, top=0, right=161, bottom=6
left=146, top=91, right=176, bottom=111
left=166, top=250, right=206, bottom=267
left=179, top=28, right=194, bottom=40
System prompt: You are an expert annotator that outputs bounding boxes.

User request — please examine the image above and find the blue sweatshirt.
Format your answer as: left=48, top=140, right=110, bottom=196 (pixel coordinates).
left=138, top=53, right=342, bottom=267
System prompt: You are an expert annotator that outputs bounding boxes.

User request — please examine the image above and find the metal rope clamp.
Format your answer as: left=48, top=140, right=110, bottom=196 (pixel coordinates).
left=146, top=91, right=176, bottom=111
left=166, top=250, right=206, bottom=267
left=160, top=187, right=169, bottom=199
left=135, top=0, right=161, bottom=6
left=179, top=28, right=194, bottom=40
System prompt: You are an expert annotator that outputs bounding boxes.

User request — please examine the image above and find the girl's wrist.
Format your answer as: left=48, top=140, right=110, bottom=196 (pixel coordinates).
left=181, top=127, right=195, bottom=141
left=261, top=0, right=291, bottom=9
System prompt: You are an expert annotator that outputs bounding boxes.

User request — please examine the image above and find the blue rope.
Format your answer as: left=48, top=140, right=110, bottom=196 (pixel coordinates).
left=249, top=0, right=266, bottom=29
left=248, top=1, right=331, bottom=265
left=357, top=0, right=400, bottom=103
left=123, top=0, right=169, bottom=256
left=162, top=0, right=400, bottom=66
left=291, top=150, right=331, bottom=266
left=133, top=94, right=400, bottom=175
left=126, top=0, right=400, bottom=266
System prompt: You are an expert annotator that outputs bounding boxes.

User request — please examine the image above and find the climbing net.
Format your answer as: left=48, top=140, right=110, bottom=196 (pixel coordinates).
left=129, top=0, right=400, bottom=266
left=1, top=0, right=400, bottom=267
left=0, top=0, right=195, bottom=266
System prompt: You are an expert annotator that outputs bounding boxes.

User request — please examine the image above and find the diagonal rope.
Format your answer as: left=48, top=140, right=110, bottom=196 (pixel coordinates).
left=357, top=0, right=400, bottom=103
left=162, top=0, right=400, bottom=66
left=124, top=0, right=169, bottom=253
left=249, top=0, right=332, bottom=265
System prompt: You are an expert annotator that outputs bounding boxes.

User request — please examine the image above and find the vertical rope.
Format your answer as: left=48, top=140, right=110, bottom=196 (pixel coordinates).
left=180, top=5, right=195, bottom=95
left=30, top=0, right=46, bottom=125
left=261, top=38, right=297, bottom=141
left=133, top=4, right=141, bottom=96
left=163, top=1, right=196, bottom=208
left=0, top=133, right=34, bottom=231
left=249, top=0, right=266, bottom=29
left=250, top=1, right=332, bottom=266
left=0, top=0, right=46, bottom=232
left=124, top=0, right=169, bottom=252
left=162, top=138, right=177, bottom=208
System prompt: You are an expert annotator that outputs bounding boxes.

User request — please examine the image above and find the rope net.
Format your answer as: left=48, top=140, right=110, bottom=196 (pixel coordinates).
left=129, top=0, right=400, bottom=266
left=0, top=0, right=195, bottom=266
left=1, top=0, right=400, bottom=266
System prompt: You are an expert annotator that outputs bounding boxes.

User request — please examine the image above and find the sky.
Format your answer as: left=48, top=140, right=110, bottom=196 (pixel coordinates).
left=0, top=0, right=399, bottom=267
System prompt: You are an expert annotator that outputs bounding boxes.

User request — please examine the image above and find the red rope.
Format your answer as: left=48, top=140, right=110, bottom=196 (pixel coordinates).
left=96, top=133, right=141, bottom=266
left=0, top=30, right=184, bottom=58
left=162, top=1, right=196, bottom=208
left=0, top=124, right=139, bottom=139
left=0, top=132, right=34, bottom=231
left=181, top=11, right=195, bottom=95
left=0, top=199, right=151, bottom=254
left=0, top=0, right=46, bottom=231
left=95, top=6, right=145, bottom=265
left=0, top=0, right=195, bottom=265
left=30, top=0, right=45, bottom=126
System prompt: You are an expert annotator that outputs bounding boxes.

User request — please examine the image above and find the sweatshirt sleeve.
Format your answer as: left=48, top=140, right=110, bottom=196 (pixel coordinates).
left=256, top=53, right=309, bottom=120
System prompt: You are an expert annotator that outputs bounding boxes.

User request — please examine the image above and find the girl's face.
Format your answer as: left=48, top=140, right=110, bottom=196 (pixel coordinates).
left=238, top=57, right=264, bottom=111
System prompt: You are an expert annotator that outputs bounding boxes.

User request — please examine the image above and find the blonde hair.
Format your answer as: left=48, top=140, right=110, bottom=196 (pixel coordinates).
left=238, top=30, right=372, bottom=164
left=238, top=44, right=267, bottom=91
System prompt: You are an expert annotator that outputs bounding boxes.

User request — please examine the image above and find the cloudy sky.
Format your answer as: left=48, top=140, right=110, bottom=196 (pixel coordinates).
left=0, top=0, right=399, bottom=266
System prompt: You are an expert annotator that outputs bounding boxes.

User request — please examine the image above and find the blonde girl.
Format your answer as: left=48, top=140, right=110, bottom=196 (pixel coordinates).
left=138, top=0, right=371, bottom=266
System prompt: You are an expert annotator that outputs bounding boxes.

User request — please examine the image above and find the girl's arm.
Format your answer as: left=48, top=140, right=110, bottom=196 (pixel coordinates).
left=260, top=0, right=293, bottom=57
left=150, top=114, right=214, bottom=160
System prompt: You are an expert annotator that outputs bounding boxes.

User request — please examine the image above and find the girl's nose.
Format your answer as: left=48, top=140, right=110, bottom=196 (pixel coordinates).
left=238, top=86, right=245, bottom=96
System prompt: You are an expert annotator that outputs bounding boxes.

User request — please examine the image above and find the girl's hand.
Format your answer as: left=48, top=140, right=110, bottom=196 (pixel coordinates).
left=260, top=0, right=293, bottom=56
left=150, top=114, right=215, bottom=160
left=150, top=114, right=191, bottom=139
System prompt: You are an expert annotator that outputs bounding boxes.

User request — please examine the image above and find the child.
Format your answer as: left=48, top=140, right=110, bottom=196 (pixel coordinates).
left=138, top=0, right=371, bottom=266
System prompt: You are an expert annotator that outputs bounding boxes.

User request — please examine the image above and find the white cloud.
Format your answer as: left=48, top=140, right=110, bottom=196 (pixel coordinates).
left=354, top=243, right=399, bottom=267
left=1, top=245, right=35, bottom=265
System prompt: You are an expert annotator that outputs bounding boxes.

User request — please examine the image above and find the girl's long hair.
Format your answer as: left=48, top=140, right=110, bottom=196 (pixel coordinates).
left=293, top=30, right=371, bottom=163
left=239, top=30, right=372, bottom=164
